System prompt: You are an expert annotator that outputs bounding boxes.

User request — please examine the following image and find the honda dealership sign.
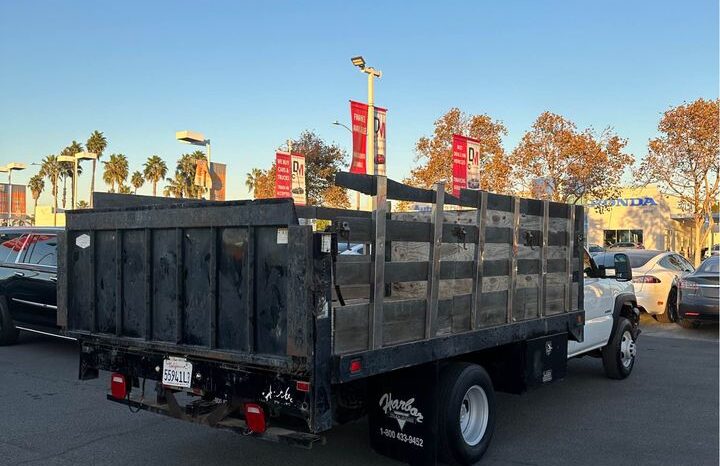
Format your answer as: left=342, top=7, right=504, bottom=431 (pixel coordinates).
left=275, top=151, right=306, bottom=205
left=350, top=100, right=387, bottom=176
left=451, top=134, right=482, bottom=196
left=588, top=197, right=658, bottom=208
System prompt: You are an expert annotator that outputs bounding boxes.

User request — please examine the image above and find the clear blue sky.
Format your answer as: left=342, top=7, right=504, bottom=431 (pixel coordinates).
left=0, top=0, right=717, bottom=208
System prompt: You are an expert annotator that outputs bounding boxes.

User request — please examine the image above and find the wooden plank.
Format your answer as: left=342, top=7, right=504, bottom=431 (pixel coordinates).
left=470, top=191, right=487, bottom=330
left=566, top=206, right=575, bottom=313
left=369, top=176, right=387, bottom=349
left=425, top=182, right=444, bottom=339
left=144, top=229, right=152, bottom=340
left=508, top=199, right=520, bottom=323
left=540, top=201, right=549, bottom=318
left=336, top=260, right=475, bottom=285
left=486, top=209, right=513, bottom=228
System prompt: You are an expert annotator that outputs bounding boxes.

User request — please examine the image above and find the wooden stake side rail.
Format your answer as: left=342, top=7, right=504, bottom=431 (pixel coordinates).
left=331, top=172, right=584, bottom=356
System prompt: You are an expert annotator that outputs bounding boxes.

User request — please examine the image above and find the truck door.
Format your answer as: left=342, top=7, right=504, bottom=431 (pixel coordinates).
left=568, top=251, right=614, bottom=357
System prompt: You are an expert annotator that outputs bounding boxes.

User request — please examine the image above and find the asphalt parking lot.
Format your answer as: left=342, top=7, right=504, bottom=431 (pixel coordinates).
left=0, top=317, right=717, bottom=466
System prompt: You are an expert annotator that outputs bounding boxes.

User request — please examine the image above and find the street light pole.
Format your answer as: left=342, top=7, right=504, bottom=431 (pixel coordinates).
left=5, top=163, right=26, bottom=225
left=351, top=56, right=382, bottom=210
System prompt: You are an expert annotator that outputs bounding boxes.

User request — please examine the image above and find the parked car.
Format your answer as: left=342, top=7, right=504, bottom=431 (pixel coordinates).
left=608, top=250, right=693, bottom=323
left=677, top=256, right=719, bottom=328
left=588, top=243, right=605, bottom=255
left=608, top=241, right=645, bottom=249
left=0, top=227, right=63, bottom=345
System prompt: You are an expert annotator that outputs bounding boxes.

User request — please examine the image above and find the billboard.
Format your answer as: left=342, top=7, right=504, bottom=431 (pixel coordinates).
left=451, top=134, right=482, bottom=196
left=0, top=184, right=26, bottom=216
left=275, top=151, right=306, bottom=205
left=350, top=100, right=387, bottom=176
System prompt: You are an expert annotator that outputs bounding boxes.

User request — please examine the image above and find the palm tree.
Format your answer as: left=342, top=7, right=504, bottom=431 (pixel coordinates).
left=118, top=185, right=132, bottom=194
left=143, top=155, right=168, bottom=196
left=175, top=151, right=207, bottom=199
left=39, top=155, right=62, bottom=224
left=86, top=130, right=107, bottom=207
left=60, top=140, right=84, bottom=208
left=103, top=154, right=129, bottom=193
left=245, top=168, right=264, bottom=197
left=131, top=171, right=144, bottom=194
left=28, top=174, right=44, bottom=217
left=163, top=174, right=184, bottom=198
left=76, top=200, right=89, bottom=209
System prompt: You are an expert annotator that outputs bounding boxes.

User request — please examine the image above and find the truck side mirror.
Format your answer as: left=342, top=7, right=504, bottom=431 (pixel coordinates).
left=614, top=253, right=632, bottom=281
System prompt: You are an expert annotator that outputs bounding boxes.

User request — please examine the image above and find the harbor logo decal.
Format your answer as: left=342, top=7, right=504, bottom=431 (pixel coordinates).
left=379, top=393, right=424, bottom=430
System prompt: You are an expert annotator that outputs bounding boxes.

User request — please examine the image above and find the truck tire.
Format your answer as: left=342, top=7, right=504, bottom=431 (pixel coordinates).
left=438, top=363, right=496, bottom=465
left=601, top=317, right=636, bottom=379
left=654, top=288, right=677, bottom=323
left=0, top=296, right=19, bottom=346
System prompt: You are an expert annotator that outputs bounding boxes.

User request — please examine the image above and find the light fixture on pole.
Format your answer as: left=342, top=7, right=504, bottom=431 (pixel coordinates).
left=351, top=55, right=382, bottom=210
left=73, top=152, right=97, bottom=208
left=332, top=120, right=352, bottom=133
left=176, top=130, right=212, bottom=199
left=5, top=163, right=26, bottom=224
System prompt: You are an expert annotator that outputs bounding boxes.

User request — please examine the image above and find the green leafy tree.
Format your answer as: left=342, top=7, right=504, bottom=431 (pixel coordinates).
left=85, top=130, right=107, bottom=206
left=39, top=155, right=62, bottom=219
left=103, top=153, right=129, bottom=193
left=143, top=155, right=168, bottom=196
left=131, top=171, right=144, bottom=194
left=28, top=174, right=45, bottom=215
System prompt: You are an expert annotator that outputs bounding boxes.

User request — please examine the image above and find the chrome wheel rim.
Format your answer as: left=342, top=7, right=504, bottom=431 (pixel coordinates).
left=620, top=330, right=636, bottom=368
left=459, top=385, right=489, bottom=446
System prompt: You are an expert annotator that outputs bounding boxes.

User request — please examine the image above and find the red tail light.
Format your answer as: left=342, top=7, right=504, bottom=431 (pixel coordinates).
left=632, top=275, right=662, bottom=284
left=296, top=381, right=311, bottom=392
left=350, top=359, right=362, bottom=374
left=110, top=373, right=128, bottom=399
left=244, top=403, right=267, bottom=433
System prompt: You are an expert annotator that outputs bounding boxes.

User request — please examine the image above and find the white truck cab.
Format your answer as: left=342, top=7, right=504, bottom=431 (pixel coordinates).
left=569, top=249, right=640, bottom=379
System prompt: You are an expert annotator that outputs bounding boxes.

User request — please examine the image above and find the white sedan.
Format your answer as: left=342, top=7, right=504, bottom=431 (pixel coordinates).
left=620, top=250, right=695, bottom=322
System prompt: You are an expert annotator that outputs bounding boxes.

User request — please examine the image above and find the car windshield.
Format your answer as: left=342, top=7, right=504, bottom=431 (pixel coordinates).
left=698, top=257, right=720, bottom=274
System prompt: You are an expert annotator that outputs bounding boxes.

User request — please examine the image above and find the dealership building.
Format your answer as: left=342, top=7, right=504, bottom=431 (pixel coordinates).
left=585, top=185, right=718, bottom=259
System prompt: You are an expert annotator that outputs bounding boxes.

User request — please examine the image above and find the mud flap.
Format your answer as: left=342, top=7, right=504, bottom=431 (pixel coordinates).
left=368, top=362, right=439, bottom=466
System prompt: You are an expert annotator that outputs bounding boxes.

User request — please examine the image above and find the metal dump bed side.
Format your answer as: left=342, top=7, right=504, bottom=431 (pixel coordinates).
left=59, top=198, right=318, bottom=370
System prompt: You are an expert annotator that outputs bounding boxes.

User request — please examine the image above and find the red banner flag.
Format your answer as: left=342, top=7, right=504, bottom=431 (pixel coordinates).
left=275, top=151, right=306, bottom=205
left=451, top=134, right=482, bottom=196
left=350, top=100, right=387, bottom=175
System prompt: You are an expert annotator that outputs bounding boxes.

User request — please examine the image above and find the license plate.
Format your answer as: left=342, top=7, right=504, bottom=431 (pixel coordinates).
left=162, top=357, right=193, bottom=388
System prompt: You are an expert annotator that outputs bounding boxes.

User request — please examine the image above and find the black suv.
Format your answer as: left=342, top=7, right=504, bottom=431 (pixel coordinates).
left=0, top=228, right=63, bottom=344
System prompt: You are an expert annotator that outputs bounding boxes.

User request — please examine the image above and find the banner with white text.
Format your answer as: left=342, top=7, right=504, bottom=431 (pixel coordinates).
left=275, top=151, right=306, bottom=205
left=451, top=134, right=482, bottom=196
left=350, top=100, right=387, bottom=176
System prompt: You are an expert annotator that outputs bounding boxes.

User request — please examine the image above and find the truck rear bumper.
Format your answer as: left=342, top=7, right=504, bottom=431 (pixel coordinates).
left=107, top=392, right=324, bottom=449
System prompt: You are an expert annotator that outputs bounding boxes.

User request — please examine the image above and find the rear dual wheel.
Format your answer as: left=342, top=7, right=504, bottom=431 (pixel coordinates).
left=438, top=363, right=496, bottom=465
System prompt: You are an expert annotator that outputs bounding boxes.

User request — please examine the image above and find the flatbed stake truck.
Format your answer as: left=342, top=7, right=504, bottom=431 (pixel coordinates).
left=59, top=173, right=639, bottom=465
